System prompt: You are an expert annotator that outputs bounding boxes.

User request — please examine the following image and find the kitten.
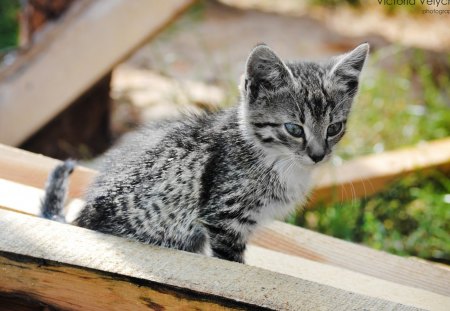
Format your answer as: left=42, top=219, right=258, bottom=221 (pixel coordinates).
left=41, top=43, right=369, bottom=263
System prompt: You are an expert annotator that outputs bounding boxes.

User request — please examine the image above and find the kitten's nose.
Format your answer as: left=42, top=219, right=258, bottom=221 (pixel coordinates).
left=307, top=145, right=326, bottom=163
left=309, top=153, right=325, bottom=163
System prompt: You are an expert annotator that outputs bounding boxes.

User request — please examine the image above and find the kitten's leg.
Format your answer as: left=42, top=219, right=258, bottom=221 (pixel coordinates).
left=210, top=235, right=246, bottom=263
left=183, top=222, right=212, bottom=255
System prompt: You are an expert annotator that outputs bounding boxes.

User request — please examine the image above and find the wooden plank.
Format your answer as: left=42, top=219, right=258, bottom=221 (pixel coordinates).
left=249, top=221, right=450, bottom=297
left=0, top=209, right=424, bottom=311
left=0, top=0, right=194, bottom=146
left=1, top=0, right=91, bottom=80
left=1, top=245, right=447, bottom=311
left=0, top=144, right=96, bottom=198
left=310, top=138, right=450, bottom=204
left=0, top=179, right=450, bottom=310
left=0, top=185, right=446, bottom=311
left=0, top=254, right=244, bottom=311
left=2, top=177, right=449, bottom=301
left=2, top=139, right=450, bottom=204
left=0, top=179, right=84, bottom=221
left=246, top=246, right=450, bottom=311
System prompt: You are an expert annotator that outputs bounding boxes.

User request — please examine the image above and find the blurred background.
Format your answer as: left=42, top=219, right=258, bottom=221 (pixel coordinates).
left=1, top=0, right=449, bottom=264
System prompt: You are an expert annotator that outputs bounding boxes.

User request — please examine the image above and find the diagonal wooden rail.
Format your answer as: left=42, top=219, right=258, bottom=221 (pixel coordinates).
left=0, top=0, right=194, bottom=146
left=310, top=138, right=450, bottom=204
left=1, top=138, right=449, bottom=203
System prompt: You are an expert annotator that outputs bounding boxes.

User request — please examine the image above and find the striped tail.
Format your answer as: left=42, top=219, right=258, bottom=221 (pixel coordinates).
left=40, top=160, right=75, bottom=222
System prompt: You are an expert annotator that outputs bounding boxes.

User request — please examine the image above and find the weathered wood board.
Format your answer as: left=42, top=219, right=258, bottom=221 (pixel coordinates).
left=0, top=143, right=96, bottom=199
left=1, top=177, right=449, bottom=306
left=311, top=138, right=450, bottom=204
left=0, top=0, right=194, bottom=146
left=246, top=245, right=450, bottom=310
left=1, top=138, right=449, bottom=203
left=250, top=221, right=450, bottom=297
left=1, top=209, right=434, bottom=311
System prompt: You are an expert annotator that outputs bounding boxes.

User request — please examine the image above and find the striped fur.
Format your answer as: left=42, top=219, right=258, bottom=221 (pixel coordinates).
left=41, top=43, right=369, bottom=263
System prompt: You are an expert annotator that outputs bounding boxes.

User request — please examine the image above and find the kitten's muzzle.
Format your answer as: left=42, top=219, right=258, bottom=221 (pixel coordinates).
left=309, top=152, right=325, bottom=163
left=306, top=146, right=326, bottom=163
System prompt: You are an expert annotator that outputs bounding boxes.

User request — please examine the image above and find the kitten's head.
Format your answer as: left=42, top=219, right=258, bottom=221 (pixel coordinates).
left=239, top=43, right=369, bottom=166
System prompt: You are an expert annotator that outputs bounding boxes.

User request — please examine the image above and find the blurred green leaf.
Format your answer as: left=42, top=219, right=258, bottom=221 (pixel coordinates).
left=0, top=1, right=20, bottom=51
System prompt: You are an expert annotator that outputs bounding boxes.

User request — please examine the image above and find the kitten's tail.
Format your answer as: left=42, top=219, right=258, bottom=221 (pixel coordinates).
left=40, top=160, right=75, bottom=222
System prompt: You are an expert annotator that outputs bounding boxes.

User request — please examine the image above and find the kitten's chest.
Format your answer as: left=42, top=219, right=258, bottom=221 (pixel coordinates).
left=250, top=164, right=313, bottom=222
left=280, top=165, right=313, bottom=202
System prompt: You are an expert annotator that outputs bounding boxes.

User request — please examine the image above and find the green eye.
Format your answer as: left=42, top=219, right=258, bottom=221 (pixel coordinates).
left=327, top=122, right=343, bottom=137
left=284, top=123, right=304, bottom=138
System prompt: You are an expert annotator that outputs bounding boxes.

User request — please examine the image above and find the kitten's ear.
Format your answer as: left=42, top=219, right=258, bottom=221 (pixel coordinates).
left=243, top=44, right=293, bottom=101
left=327, top=43, right=369, bottom=96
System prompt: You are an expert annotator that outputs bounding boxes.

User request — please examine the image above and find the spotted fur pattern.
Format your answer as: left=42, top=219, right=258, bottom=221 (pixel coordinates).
left=41, top=43, right=369, bottom=263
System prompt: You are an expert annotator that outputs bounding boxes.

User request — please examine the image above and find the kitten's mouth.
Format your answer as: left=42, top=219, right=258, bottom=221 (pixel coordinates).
left=301, top=154, right=331, bottom=167
left=312, top=155, right=332, bottom=166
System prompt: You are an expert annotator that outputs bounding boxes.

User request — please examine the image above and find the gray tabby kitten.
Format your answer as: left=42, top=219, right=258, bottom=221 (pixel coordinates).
left=41, top=43, right=369, bottom=263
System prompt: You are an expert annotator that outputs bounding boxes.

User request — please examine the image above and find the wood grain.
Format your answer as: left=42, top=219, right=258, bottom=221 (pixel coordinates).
left=2, top=177, right=449, bottom=302
left=1, top=139, right=449, bottom=204
left=0, top=254, right=248, bottom=311
left=0, top=209, right=423, bottom=311
left=246, top=245, right=450, bottom=310
left=0, top=0, right=194, bottom=146
left=249, top=221, right=450, bottom=297
left=0, top=144, right=96, bottom=199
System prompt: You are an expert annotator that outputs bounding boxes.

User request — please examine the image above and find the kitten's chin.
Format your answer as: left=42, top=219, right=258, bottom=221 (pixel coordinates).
left=297, top=159, right=317, bottom=168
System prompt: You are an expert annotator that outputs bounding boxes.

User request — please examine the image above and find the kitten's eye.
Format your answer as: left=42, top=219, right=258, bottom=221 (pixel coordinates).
left=327, top=122, right=343, bottom=137
left=284, top=123, right=304, bottom=138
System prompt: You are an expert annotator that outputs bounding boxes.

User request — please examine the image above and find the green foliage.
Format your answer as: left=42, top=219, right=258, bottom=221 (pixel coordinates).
left=293, top=171, right=450, bottom=263
left=310, top=0, right=361, bottom=7
left=309, top=0, right=425, bottom=14
left=337, top=47, right=450, bottom=159
left=0, top=1, right=20, bottom=51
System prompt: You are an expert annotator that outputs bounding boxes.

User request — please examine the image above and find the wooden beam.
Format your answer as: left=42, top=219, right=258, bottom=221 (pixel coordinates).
left=0, top=254, right=247, bottom=311
left=2, top=0, right=91, bottom=80
left=16, top=0, right=114, bottom=160
left=6, top=179, right=440, bottom=308
left=1, top=209, right=428, bottom=311
left=2, top=177, right=449, bottom=300
left=1, top=139, right=449, bottom=204
left=0, top=144, right=96, bottom=199
left=246, top=245, right=450, bottom=311
left=0, top=0, right=194, bottom=146
left=310, top=138, right=450, bottom=204
left=1, top=182, right=447, bottom=311
left=249, top=221, right=450, bottom=297
left=0, top=179, right=84, bottom=221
